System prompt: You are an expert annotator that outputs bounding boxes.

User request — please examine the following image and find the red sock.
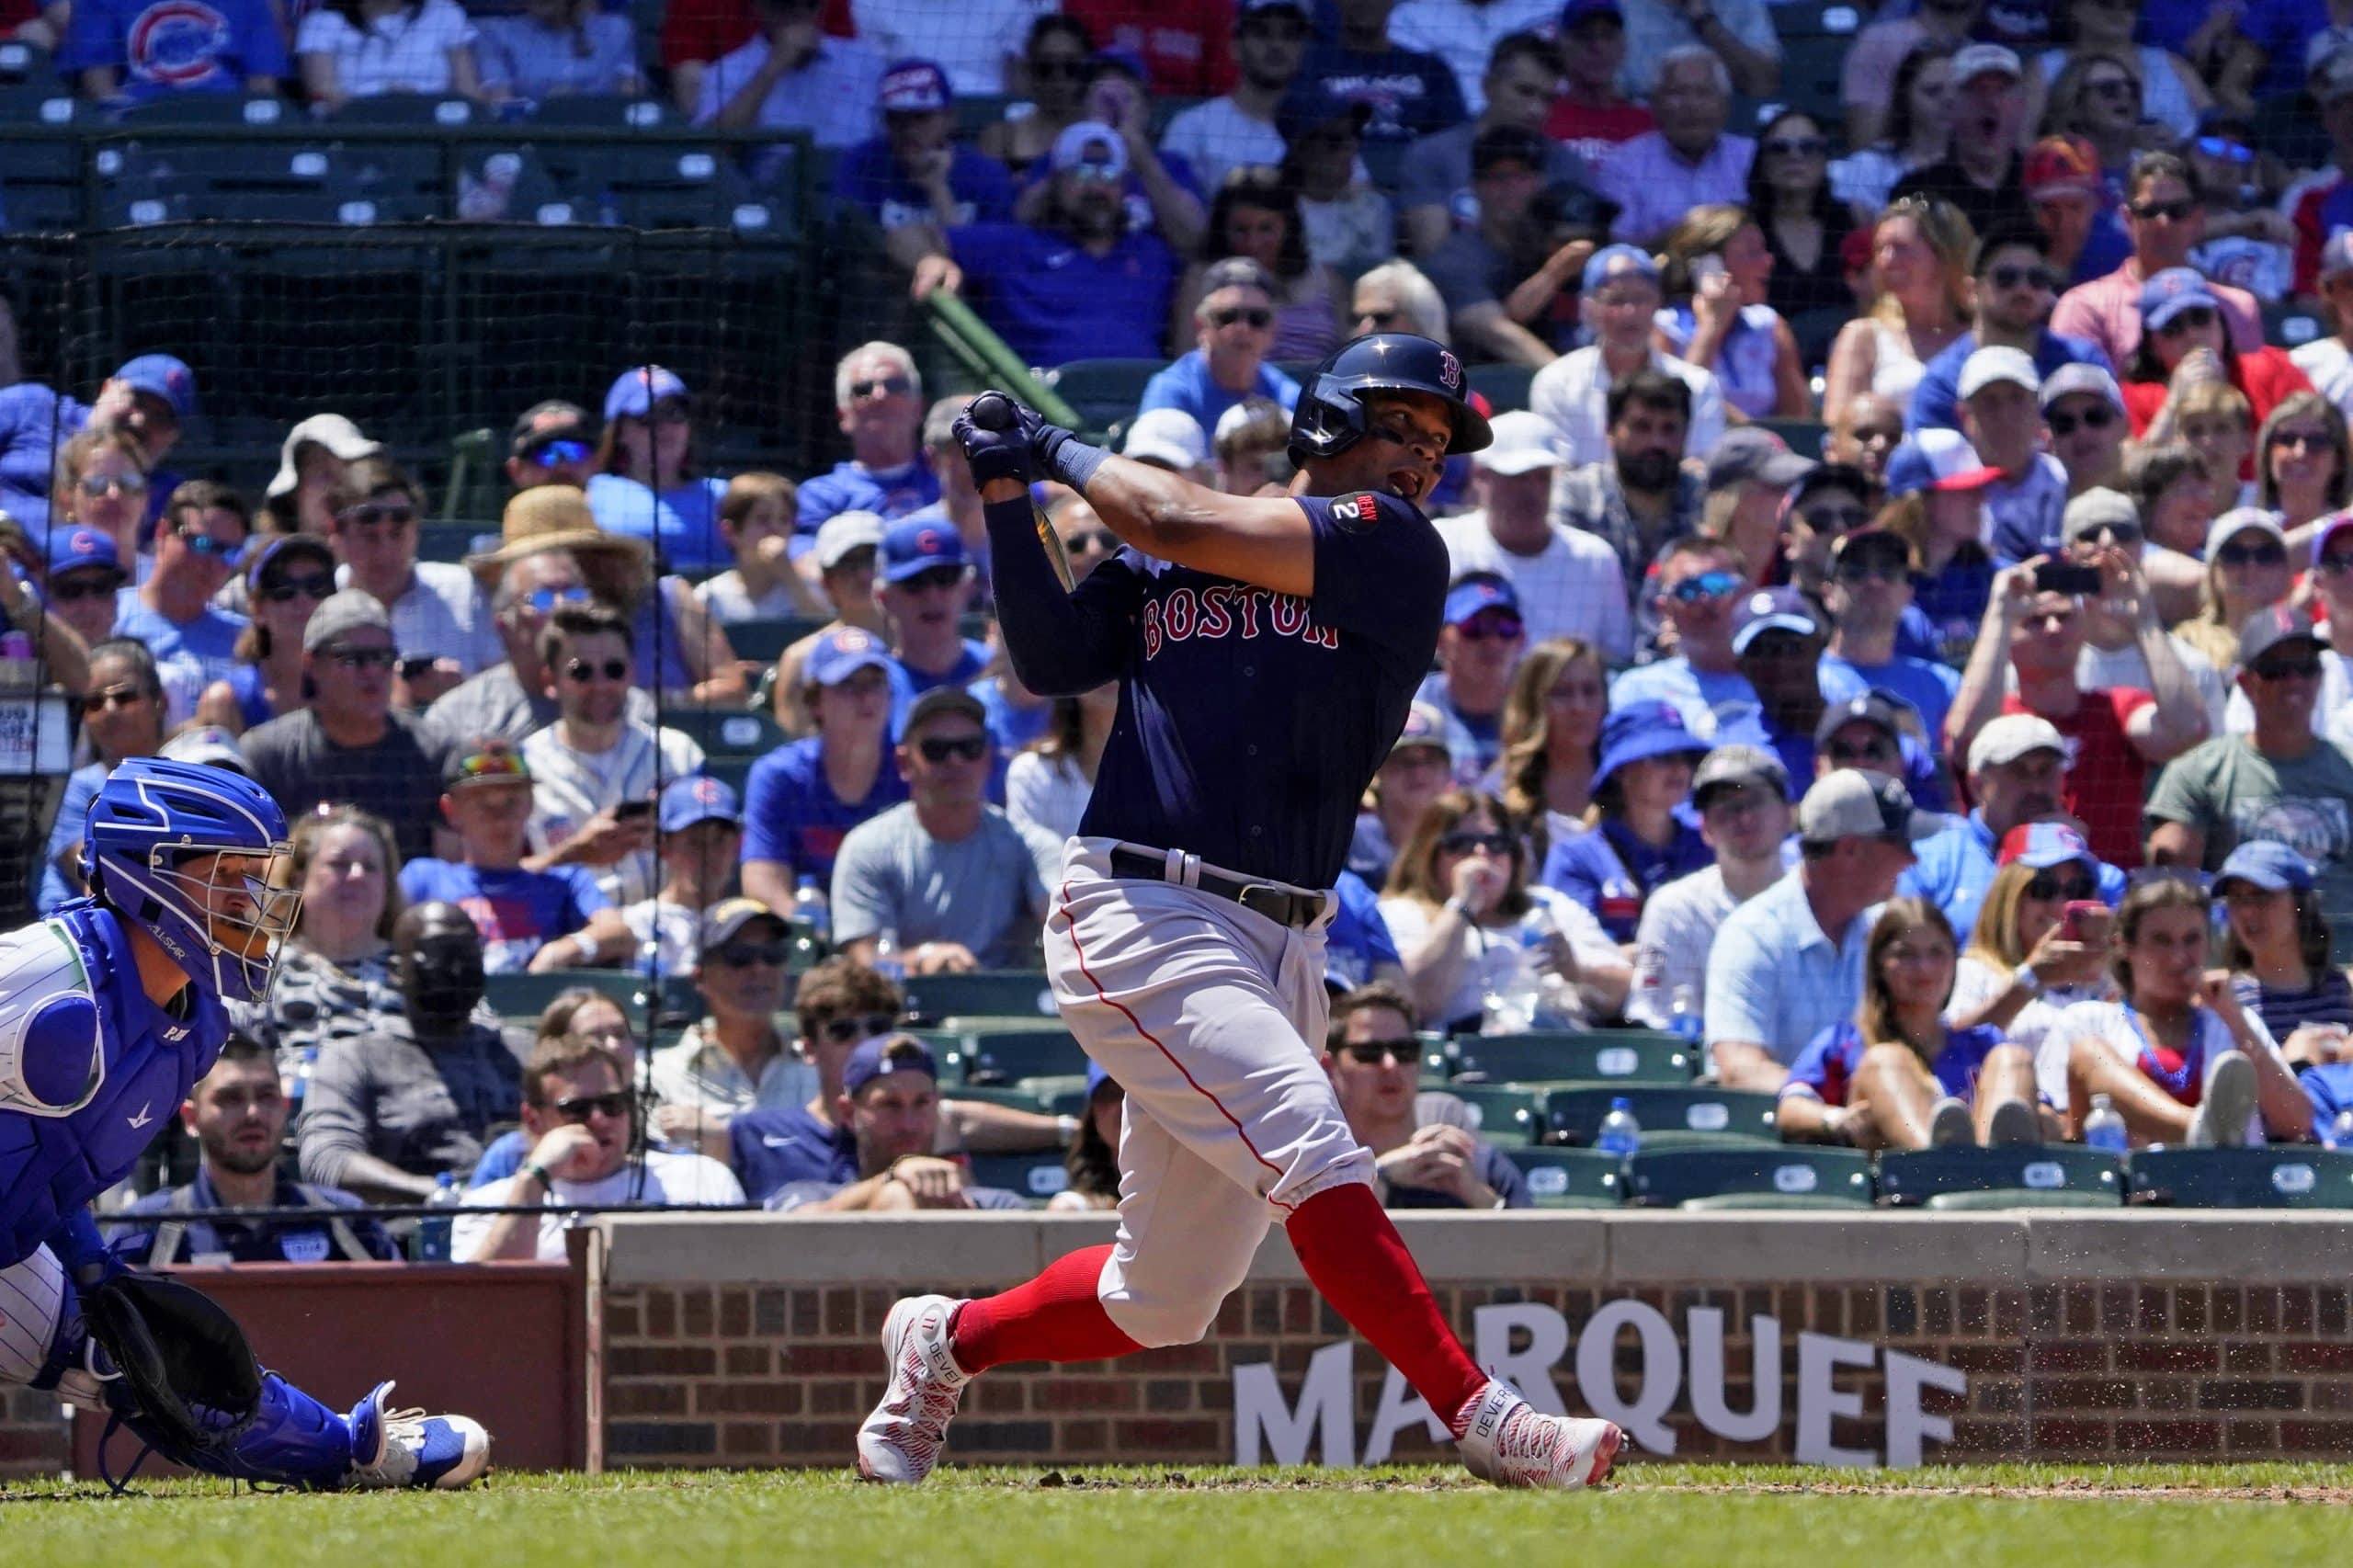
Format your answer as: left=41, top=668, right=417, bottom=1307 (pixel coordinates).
left=1285, top=1182, right=1489, bottom=1431
left=950, top=1244, right=1144, bottom=1374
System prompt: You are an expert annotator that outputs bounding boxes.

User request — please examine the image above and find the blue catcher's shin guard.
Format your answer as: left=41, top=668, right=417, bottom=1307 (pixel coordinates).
left=109, top=1371, right=358, bottom=1491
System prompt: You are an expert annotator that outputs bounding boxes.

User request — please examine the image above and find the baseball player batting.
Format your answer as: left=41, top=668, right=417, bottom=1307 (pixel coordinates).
left=856, top=335, right=1622, bottom=1490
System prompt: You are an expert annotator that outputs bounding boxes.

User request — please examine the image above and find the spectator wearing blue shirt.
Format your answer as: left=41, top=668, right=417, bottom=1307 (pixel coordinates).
left=1416, top=572, right=1524, bottom=781
left=114, top=479, right=250, bottom=709
left=0, top=353, right=192, bottom=539
left=396, top=736, right=631, bottom=975
left=1608, top=537, right=1759, bottom=738
left=1540, top=702, right=1711, bottom=944
left=37, top=518, right=132, bottom=680
left=835, top=59, right=1018, bottom=233
left=474, top=0, right=642, bottom=101
left=875, top=515, right=990, bottom=722
left=1299, top=0, right=1467, bottom=142
left=1881, top=430, right=2000, bottom=659
left=109, top=1039, right=401, bottom=1267
left=1774, top=898, right=2049, bottom=1149
left=40, top=638, right=165, bottom=914
left=739, top=625, right=911, bottom=911
left=60, top=0, right=288, bottom=100
left=584, top=365, right=731, bottom=576
left=1011, top=52, right=1211, bottom=252
left=766, top=1035, right=1029, bottom=1211
left=1900, top=714, right=2122, bottom=943
left=696, top=0, right=882, bottom=155
left=1324, top=869, right=1405, bottom=993
left=795, top=343, right=942, bottom=540
left=1954, top=347, right=2072, bottom=568
left=898, top=120, right=1181, bottom=367
left=1705, top=767, right=1945, bottom=1092
left=1908, top=219, right=2113, bottom=434
left=1817, top=528, right=1963, bottom=744
left=1139, top=256, right=1304, bottom=437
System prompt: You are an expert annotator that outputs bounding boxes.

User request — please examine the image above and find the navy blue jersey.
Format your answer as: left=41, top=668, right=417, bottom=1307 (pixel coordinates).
left=1040, top=491, right=1449, bottom=890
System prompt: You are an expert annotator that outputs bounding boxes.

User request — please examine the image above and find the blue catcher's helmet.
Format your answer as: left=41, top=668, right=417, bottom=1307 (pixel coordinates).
left=1286, top=332, right=1493, bottom=468
left=80, top=758, right=300, bottom=1005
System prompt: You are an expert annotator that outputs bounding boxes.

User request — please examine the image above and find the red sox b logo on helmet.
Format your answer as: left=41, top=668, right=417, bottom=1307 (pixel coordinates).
left=1438, top=350, right=1461, bottom=394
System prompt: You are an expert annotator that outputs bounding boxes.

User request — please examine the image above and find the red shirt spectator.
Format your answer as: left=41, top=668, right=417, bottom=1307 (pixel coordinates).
left=2000, top=686, right=2152, bottom=868
left=1063, top=0, right=1237, bottom=97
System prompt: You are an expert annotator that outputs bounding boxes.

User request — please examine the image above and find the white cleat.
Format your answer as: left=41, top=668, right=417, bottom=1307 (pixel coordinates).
left=345, top=1381, right=493, bottom=1490
left=857, top=1294, right=972, bottom=1484
left=1454, top=1380, right=1622, bottom=1491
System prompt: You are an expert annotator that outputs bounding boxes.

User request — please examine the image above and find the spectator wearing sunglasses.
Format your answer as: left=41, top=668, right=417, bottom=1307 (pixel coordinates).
left=621, top=774, right=745, bottom=977
left=1608, top=537, right=1757, bottom=738
left=645, top=898, right=811, bottom=1162
left=1539, top=702, right=1710, bottom=947
left=456, top=1031, right=744, bottom=1262
left=740, top=626, right=910, bottom=912
left=114, top=479, right=248, bottom=718
left=2149, top=607, right=2353, bottom=947
left=874, top=517, right=990, bottom=724
left=506, top=400, right=598, bottom=494
left=832, top=687, right=1058, bottom=974
left=1379, top=789, right=1627, bottom=1035
left=1909, top=222, right=2114, bottom=437
left=834, top=61, right=1017, bottom=235
left=1902, top=716, right=2121, bottom=944
left=585, top=365, right=731, bottom=577
left=2060, top=491, right=2232, bottom=737
left=523, top=602, right=706, bottom=907
left=0, top=352, right=189, bottom=542
left=2215, top=840, right=2353, bottom=1057
left=1324, top=981, right=1528, bottom=1210
left=324, top=456, right=499, bottom=707
left=37, top=519, right=130, bottom=668
left=241, top=589, right=446, bottom=862
left=2183, top=119, right=2292, bottom=301
left=397, top=737, right=630, bottom=976
left=796, top=343, right=942, bottom=540
left=195, top=534, right=335, bottom=734
left=2048, top=154, right=2267, bottom=374
left=2117, top=267, right=2312, bottom=446
left=40, top=640, right=165, bottom=914
left=2040, top=362, right=2131, bottom=500
left=766, top=1036, right=1029, bottom=1213
left=1817, top=529, right=1962, bottom=744
left=1141, top=258, right=1302, bottom=437
left=1418, top=574, right=1528, bottom=784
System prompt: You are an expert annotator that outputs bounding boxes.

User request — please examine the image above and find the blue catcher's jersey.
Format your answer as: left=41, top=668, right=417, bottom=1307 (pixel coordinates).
left=0, top=901, right=233, bottom=1268
left=1073, top=489, right=1449, bottom=890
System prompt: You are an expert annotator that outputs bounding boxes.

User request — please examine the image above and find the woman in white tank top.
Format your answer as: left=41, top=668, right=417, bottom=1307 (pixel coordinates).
left=1822, top=197, right=1973, bottom=427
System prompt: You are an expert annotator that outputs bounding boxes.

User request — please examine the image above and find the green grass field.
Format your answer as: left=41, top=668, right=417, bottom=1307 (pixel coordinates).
left=8, top=1464, right=2353, bottom=1568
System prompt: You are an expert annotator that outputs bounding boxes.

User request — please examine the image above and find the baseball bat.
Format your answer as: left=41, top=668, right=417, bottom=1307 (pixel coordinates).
left=969, top=391, right=1076, bottom=593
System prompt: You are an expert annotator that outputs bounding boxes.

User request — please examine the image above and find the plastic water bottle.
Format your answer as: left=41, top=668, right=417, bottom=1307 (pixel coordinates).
left=2327, top=1110, right=2353, bottom=1152
left=1597, top=1096, right=1642, bottom=1158
left=415, top=1173, right=457, bottom=1263
left=0, top=629, right=35, bottom=692
left=1668, top=983, right=1704, bottom=1044
left=871, top=926, right=904, bottom=983
left=2084, top=1093, right=2129, bottom=1154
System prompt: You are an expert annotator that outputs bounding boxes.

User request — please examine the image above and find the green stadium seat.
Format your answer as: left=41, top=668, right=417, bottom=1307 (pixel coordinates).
left=1465, top=362, right=1534, bottom=416
left=328, top=95, right=482, bottom=128
left=967, top=1151, right=1071, bottom=1202
left=1876, top=1146, right=2123, bottom=1209
left=1626, top=1145, right=1873, bottom=1209
left=529, top=95, right=681, bottom=130
left=0, top=38, right=50, bottom=82
left=943, top=1082, right=1052, bottom=1116
left=1044, top=358, right=1164, bottom=434
left=1769, top=0, right=1863, bottom=37
left=651, top=971, right=705, bottom=1027
left=1756, top=417, right=1829, bottom=460
left=116, top=92, right=290, bottom=128
left=899, top=970, right=1059, bottom=1024
left=948, top=1028, right=1088, bottom=1085
left=2125, top=1147, right=2353, bottom=1209
left=2265, top=301, right=2326, bottom=350
left=482, top=968, right=648, bottom=1030
left=1505, top=1146, right=1625, bottom=1209
left=723, top=616, right=830, bottom=664
left=1448, top=1084, right=1548, bottom=1146
left=664, top=706, right=787, bottom=763
left=1451, top=1029, right=1695, bottom=1086
left=1543, top=1085, right=1779, bottom=1147
left=417, top=516, right=493, bottom=562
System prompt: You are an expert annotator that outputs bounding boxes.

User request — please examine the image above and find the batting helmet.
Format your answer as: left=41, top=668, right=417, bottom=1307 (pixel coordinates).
left=1286, top=333, right=1492, bottom=467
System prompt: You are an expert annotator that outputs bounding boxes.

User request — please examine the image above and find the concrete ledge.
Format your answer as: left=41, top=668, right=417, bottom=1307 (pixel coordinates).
left=601, top=1210, right=2353, bottom=1289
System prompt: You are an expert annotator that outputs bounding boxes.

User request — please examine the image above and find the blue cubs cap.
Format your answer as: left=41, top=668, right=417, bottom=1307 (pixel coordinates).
left=244, top=531, right=335, bottom=592
left=1730, top=585, right=1820, bottom=653
left=1995, top=820, right=2096, bottom=871
left=844, top=1034, right=940, bottom=1098
left=880, top=517, right=969, bottom=584
left=878, top=58, right=951, bottom=113
left=1594, top=701, right=1706, bottom=791
left=2214, top=838, right=2316, bottom=895
left=805, top=624, right=896, bottom=687
left=1085, top=1060, right=1119, bottom=1098
left=112, top=353, right=197, bottom=420
left=2138, top=267, right=2222, bottom=331
left=44, top=525, right=121, bottom=579
left=660, top=773, right=741, bottom=834
left=603, top=364, right=688, bottom=422
left=1443, top=573, right=1520, bottom=627
left=1581, top=243, right=1659, bottom=294
left=1277, top=77, right=1374, bottom=144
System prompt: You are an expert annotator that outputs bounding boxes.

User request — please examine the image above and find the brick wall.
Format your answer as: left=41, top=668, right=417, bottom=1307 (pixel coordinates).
left=599, top=1276, right=2353, bottom=1467
left=0, top=1384, right=67, bottom=1477
left=593, top=1211, right=2353, bottom=1469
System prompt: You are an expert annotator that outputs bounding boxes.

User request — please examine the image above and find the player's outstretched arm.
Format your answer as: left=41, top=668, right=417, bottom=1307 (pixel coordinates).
left=1076, top=454, right=1315, bottom=599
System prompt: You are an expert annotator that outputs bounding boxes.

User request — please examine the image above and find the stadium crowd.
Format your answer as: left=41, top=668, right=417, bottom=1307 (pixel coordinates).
left=13, top=0, right=2353, bottom=1251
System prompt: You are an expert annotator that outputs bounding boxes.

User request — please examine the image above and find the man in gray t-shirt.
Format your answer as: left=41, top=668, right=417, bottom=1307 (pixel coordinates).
left=830, top=687, right=1058, bottom=971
